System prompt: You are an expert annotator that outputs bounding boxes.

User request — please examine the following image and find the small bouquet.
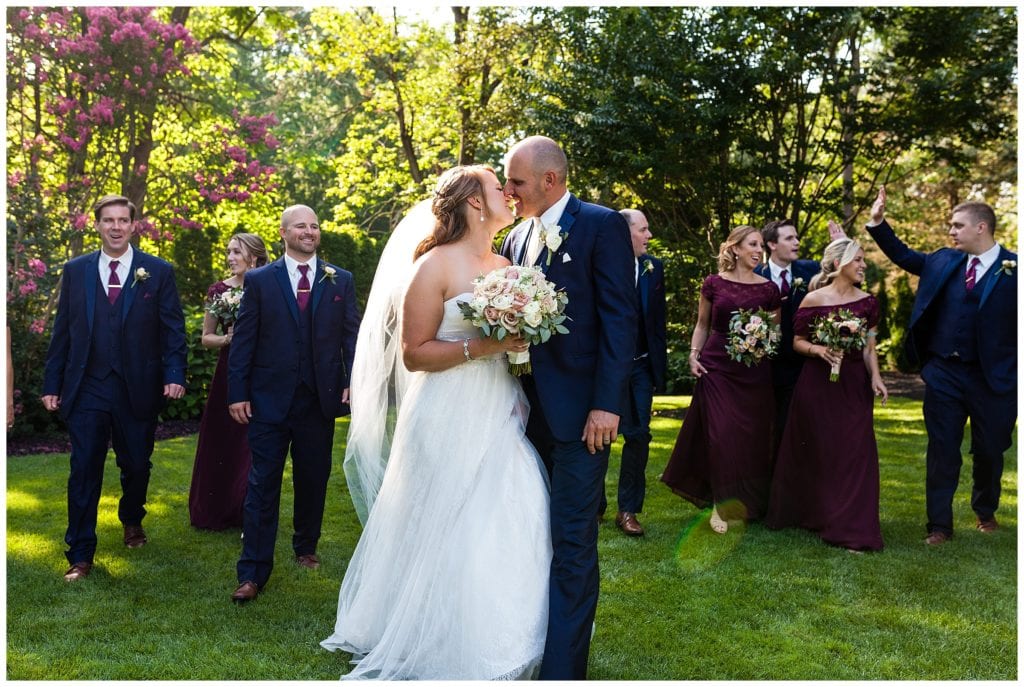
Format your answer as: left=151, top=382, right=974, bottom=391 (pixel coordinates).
left=458, top=265, right=569, bottom=375
left=206, top=286, right=244, bottom=325
left=810, top=308, right=868, bottom=381
left=725, top=308, right=781, bottom=367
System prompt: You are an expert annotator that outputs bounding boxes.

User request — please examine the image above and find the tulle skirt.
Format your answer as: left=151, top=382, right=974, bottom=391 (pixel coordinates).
left=322, top=355, right=551, bottom=680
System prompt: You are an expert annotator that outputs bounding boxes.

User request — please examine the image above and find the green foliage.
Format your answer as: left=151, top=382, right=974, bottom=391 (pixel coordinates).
left=161, top=305, right=218, bottom=422
left=874, top=273, right=918, bottom=373
left=317, top=225, right=383, bottom=311
left=6, top=398, right=1017, bottom=678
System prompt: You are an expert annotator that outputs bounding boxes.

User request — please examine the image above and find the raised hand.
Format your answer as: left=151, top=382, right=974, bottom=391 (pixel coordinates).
left=869, top=187, right=886, bottom=225
left=827, top=219, right=847, bottom=242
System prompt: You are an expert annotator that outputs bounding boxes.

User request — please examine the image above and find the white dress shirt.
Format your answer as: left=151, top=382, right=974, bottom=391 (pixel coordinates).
left=525, top=190, right=572, bottom=266
left=766, top=258, right=792, bottom=292
left=969, top=242, right=1002, bottom=282
left=98, top=245, right=133, bottom=297
left=284, top=253, right=318, bottom=297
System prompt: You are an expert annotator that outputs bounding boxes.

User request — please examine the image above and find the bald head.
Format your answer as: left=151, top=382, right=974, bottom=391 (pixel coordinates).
left=503, top=136, right=569, bottom=218
left=506, top=135, right=568, bottom=184
left=620, top=208, right=651, bottom=258
left=281, top=204, right=318, bottom=228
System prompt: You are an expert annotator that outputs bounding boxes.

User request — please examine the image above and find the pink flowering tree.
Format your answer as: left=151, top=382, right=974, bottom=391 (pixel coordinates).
left=6, top=7, right=281, bottom=432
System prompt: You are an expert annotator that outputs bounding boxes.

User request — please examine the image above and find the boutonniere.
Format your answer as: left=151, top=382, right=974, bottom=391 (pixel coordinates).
left=539, top=222, right=569, bottom=266
left=319, top=265, right=337, bottom=284
left=641, top=258, right=654, bottom=276
left=998, top=259, right=1016, bottom=276
left=791, top=277, right=806, bottom=292
left=131, top=267, right=150, bottom=288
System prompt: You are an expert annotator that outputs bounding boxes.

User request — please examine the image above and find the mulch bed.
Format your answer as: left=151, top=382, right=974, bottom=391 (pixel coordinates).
left=6, top=419, right=200, bottom=457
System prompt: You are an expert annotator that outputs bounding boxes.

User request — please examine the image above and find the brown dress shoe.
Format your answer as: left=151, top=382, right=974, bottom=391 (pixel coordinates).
left=925, top=531, right=951, bottom=545
left=615, top=511, right=645, bottom=537
left=976, top=516, right=998, bottom=533
left=295, top=553, right=321, bottom=569
left=63, top=561, right=93, bottom=582
left=231, top=581, right=260, bottom=602
left=123, top=525, right=147, bottom=548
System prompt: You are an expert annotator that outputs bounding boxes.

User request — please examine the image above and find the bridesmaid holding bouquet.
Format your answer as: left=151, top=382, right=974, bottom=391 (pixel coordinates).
left=188, top=233, right=268, bottom=530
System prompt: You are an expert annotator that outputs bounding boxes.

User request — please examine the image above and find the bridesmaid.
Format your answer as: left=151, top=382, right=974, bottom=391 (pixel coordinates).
left=188, top=233, right=268, bottom=530
left=661, top=225, right=781, bottom=533
left=766, top=238, right=888, bottom=551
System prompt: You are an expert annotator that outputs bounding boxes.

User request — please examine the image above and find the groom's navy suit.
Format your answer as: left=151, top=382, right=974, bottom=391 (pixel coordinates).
left=754, top=258, right=819, bottom=449
left=42, top=249, right=187, bottom=564
left=501, top=194, right=636, bottom=679
left=868, top=220, right=1017, bottom=536
left=228, top=256, right=360, bottom=587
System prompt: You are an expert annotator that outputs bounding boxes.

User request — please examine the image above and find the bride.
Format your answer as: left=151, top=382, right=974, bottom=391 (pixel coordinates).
left=321, top=165, right=552, bottom=680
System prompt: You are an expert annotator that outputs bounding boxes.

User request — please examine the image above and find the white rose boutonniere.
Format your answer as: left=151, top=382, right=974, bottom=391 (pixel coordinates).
left=791, top=277, right=806, bottom=293
left=641, top=258, right=654, bottom=276
left=998, top=259, right=1016, bottom=276
left=131, top=267, right=150, bottom=288
left=539, top=222, right=568, bottom=266
left=319, top=265, right=337, bottom=284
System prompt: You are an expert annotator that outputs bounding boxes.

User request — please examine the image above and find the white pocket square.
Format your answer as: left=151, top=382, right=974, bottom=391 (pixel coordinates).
left=562, top=253, right=572, bottom=263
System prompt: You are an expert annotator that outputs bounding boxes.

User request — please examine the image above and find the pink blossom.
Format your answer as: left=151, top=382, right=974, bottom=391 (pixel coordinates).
left=72, top=213, right=90, bottom=231
left=29, top=319, right=46, bottom=335
left=28, top=258, right=47, bottom=277
left=19, top=280, right=38, bottom=296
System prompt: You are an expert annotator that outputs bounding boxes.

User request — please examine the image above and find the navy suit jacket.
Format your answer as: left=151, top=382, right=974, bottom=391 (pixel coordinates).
left=227, top=257, right=360, bottom=424
left=42, top=249, right=188, bottom=420
left=755, top=258, right=820, bottom=387
left=638, top=254, right=668, bottom=392
left=500, top=194, right=637, bottom=441
left=867, top=220, right=1017, bottom=395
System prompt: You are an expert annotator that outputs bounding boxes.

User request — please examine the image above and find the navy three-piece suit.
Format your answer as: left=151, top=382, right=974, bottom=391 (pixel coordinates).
left=227, top=256, right=360, bottom=587
left=42, top=249, right=187, bottom=564
left=501, top=194, right=637, bottom=680
left=868, top=220, right=1017, bottom=536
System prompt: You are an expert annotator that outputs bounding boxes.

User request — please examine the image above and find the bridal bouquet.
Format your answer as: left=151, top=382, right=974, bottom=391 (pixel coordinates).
left=206, top=286, right=244, bottom=325
left=725, top=308, right=781, bottom=367
left=458, top=265, right=569, bottom=375
left=810, top=308, right=868, bottom=381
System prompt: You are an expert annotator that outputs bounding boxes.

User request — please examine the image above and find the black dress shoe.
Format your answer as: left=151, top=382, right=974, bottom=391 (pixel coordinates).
left=232, top=581, right=260, bottom=602
left=63, top=561, right=93, bottom=582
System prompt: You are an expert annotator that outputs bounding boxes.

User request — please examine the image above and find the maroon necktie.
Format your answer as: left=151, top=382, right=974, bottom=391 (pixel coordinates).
left=965, top=256, right=980, bottom=291
left=780, top=269, right=790, bottom=296
left=107, top=260, right=122, bottom=304
left=296, top=264, right=311, bottom=311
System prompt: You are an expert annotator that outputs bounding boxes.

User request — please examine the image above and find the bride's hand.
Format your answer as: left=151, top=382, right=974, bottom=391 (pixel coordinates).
left=497, top=334, right=529, bottom=354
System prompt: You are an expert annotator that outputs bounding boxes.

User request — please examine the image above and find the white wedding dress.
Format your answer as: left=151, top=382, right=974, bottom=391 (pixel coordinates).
left=321, top=294, right=552, bottom=680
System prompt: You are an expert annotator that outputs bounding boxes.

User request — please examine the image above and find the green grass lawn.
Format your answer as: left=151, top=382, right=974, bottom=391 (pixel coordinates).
left=6, top=396, right=1017, bottom=679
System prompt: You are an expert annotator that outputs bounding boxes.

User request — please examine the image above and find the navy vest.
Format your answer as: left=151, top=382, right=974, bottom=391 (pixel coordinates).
left=929, top=263, right=989, bottom=362
left=85, top=279, right=124, bottom=379
left=297, top=297, right=317, bottom=391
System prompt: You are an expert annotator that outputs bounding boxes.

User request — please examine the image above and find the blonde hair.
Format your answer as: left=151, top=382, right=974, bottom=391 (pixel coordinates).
left=717, top=225, right=760, bottom=273
left=414, top=165, right=494, bottom=260
left=809, top=238, right=862, bottom=291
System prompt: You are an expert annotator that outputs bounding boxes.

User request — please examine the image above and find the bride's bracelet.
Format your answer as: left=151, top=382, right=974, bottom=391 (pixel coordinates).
left=462, top=338, right=473, bottom=361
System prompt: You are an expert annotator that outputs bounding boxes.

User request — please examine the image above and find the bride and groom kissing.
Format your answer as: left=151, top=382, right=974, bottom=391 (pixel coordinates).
left=320, top=135, right=638, bottom=680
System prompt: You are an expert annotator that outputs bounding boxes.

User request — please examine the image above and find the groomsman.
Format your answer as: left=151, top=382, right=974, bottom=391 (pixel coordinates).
left=42, top=194, right=188, bottom=582
left=500, top=136, right=636, bottom=679
left=599, top=209, right=666, bottom=537
left=866, top=187, right=1017, bottom=545
left=227, top=205, right=360, bottom=602
left=755, top=219, right=823, bottom=450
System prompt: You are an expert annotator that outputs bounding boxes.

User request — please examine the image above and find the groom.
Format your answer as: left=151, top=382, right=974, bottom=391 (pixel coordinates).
left=501, top=136, right=637, bottom=679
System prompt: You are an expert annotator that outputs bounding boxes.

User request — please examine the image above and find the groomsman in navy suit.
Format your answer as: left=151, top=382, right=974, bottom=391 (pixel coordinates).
left=227, top=205, right=360, bottom=602
left=500, top=136, right=636, bottom=680
left=755, top=219, right=824, bottom=450
left=598, top=209, right=666, bottom=537
left=42, top=194, right=187, bottom=582
left=866, top=186, right=1017, bottom=545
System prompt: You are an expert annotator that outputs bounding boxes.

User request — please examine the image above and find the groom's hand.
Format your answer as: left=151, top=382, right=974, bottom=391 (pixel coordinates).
left=582, top=409, right=620, bottom=455
left=229, top=401, right=252, bottom=425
